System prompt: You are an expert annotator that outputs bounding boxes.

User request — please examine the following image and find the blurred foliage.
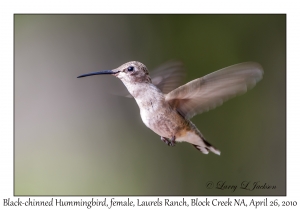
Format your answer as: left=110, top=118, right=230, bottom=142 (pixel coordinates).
left=15, top=15, right=285, bottom=195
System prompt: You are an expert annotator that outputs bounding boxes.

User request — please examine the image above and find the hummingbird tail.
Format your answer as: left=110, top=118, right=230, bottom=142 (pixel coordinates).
left=193, top=139, right=221, bottom=155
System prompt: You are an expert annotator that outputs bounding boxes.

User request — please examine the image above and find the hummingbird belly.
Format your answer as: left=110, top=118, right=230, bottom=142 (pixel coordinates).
left=141, top=108, right=204, bottom=146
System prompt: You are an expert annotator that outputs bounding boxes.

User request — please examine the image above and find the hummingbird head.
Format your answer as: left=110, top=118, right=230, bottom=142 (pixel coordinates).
left=113, top=61, right=151, bottom=84
left=77, top=61, right=152, bottom=84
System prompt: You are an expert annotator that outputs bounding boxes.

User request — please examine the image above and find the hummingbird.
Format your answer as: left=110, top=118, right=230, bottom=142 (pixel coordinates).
left=77, top=61, right=263, bottom=155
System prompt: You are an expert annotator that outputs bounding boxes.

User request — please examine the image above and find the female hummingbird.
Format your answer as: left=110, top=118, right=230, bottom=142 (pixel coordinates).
left=77, top=61, right=263, bottom=155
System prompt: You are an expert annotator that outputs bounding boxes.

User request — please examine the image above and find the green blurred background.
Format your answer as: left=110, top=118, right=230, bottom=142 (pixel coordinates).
left=14, top=15, right=285, bottom=195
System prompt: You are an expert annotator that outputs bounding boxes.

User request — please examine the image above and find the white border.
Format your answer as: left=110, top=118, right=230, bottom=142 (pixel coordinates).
left=1, top=0, right=299, bottom=209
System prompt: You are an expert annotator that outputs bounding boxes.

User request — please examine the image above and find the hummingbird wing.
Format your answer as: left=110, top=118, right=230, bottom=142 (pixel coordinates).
left=165, top=62, right=263, bottom=119
left=150, top=60, right=185, bottom=94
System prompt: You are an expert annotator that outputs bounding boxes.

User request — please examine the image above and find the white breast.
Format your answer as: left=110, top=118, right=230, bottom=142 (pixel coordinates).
left=140, top=108, right=151, bottom=128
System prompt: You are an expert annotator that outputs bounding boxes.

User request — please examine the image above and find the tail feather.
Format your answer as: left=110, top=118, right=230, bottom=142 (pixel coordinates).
left=176, top=122, right=221, bottom=155
left=193, top=139, right=221, bottom=155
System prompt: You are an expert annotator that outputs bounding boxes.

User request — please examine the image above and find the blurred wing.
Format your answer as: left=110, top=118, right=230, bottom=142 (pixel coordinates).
left=150, top=60, right=185, bottom=94
left=165, top=62, right=264, bottom=119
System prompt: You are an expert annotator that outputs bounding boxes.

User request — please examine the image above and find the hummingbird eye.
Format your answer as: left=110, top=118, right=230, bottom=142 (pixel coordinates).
left=127, top=66, right=134, bottom=72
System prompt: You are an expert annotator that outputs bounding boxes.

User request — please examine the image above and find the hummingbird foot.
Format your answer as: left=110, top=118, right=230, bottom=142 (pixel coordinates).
left=160, top=136, right=176, bottom=147
left=170, top=136, right=176, bottom=146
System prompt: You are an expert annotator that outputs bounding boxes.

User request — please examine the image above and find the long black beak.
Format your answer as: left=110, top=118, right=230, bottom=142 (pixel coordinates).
left=77, top=70, right=119, bottom=78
